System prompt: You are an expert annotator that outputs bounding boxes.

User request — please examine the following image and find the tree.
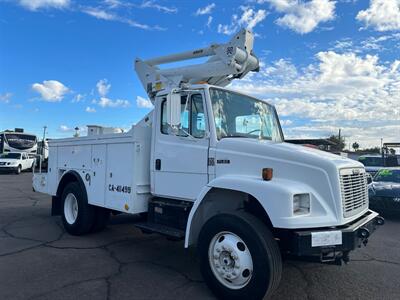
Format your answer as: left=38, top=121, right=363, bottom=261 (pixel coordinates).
left=352, top=142, right=360, bottom=152
left=362, top=147, right=380, bottom=154
left=328, top=134, right=345, bottom=151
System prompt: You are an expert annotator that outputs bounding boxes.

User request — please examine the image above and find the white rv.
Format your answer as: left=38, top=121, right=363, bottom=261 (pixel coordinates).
left=33, top=29, right=383, bottom=299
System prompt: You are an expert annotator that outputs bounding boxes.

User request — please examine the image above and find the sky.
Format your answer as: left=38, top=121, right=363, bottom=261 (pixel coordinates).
left=0, top=0, right=399, bottom=149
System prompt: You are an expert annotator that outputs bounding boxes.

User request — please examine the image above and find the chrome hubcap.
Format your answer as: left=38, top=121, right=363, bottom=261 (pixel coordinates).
left=208, top=231, right=253, bottom=289
left=64, top=193, right=78, bottom=225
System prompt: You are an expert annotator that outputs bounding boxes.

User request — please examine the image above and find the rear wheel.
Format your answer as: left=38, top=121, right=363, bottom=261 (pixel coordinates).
left=198, top=212, right=282, bottom=300
left=61, top=182, right=95, bottom=235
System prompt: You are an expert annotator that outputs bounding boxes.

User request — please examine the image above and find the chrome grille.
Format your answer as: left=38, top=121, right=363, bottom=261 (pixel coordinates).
left=340, top=168, right=369, bottom=218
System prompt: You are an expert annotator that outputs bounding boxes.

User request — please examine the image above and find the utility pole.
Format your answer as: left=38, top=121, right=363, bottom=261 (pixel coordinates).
left=41, top=126, right=47, bottom=156
left=42, top=126, right=47, bottom=142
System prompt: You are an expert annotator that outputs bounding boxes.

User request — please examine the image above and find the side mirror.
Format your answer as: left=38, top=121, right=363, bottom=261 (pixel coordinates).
left=366, top=174, right=373, bottom=184
left=167, top=91, right=181, bottom=129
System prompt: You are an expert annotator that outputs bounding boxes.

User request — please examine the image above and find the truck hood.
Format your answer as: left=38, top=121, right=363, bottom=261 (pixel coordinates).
left=214, top=138, right=366, bottom=227
left=216, top=138, right=363, bottom=172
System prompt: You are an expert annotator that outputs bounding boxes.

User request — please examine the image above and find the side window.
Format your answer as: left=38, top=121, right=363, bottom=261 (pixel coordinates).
left=161, top=94, right=206, bottom=138
left=190, top=94, right=205, bottom=138
left=161, top=96, right=189, bottom=136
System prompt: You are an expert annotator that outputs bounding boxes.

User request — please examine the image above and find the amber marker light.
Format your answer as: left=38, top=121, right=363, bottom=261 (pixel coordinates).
left=262, top=168, right=273, bottom=181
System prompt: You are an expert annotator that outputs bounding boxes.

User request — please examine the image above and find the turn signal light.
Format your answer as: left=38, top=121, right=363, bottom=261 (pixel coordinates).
left=262, top=168, right=273, bottom=181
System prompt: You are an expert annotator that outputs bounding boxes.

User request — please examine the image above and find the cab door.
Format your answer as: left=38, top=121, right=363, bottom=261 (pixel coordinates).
left=153, top=93, right=209, bottom=200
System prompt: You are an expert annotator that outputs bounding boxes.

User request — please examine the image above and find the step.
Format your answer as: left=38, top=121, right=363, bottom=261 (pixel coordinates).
left=135, top=222, right=185, bottom=239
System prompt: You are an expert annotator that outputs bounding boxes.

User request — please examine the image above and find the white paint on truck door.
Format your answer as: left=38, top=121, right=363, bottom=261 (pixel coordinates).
left=153, top=93, right=209, bottom=200
left=88, top=144, right=107, bottom=206
left=105, top=143, right=134, bottom=212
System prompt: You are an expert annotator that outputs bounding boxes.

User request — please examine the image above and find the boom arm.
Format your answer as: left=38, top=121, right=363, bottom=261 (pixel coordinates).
left=134, top=29, right=259, bottom=102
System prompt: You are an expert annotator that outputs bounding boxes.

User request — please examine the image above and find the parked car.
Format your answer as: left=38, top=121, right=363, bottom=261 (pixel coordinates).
left=0, top=152, right=35, bottom=174
left=368, top=168, right=400, bottom=215
left=358, top=154, right=399, bottom=176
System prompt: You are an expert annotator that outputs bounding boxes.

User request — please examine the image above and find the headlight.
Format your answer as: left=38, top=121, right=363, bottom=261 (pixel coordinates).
left=293, top=193, right=310, bottom=215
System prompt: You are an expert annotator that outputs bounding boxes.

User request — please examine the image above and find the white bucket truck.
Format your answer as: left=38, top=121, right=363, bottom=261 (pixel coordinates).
left=33, top=29, right=384, bottom=299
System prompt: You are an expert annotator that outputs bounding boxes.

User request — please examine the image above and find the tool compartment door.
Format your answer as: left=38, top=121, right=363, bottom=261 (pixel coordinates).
left=105, top=143, right=135, bottom=212
left=88, top=144, right=107, bottom=206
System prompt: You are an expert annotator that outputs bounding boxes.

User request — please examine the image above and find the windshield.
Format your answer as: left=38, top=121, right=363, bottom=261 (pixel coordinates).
left=374, top=169, right=400, bottom=183
left=358, top=156, right=383, bottom=167
left=0, top=153, right=21, bottom=159
left=5, top=134, right=37, bottom=150
left=210, top=88, right=283, bottom=141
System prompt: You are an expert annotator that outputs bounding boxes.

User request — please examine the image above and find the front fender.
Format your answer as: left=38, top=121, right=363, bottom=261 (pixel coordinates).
left=185, top=175, right=337, bottom=247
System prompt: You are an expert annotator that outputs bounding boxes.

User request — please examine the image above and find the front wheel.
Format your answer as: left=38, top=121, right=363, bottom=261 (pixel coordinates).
left=15, top=165, right=22, bottom=174
left=198, top=212, right=282, bottom=300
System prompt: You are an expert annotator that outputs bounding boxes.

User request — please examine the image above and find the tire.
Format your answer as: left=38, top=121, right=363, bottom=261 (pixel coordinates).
left=198, top=212, right=282, bottom=300
left=61, top=182, right=95, bottom=235
left=91, top=207, right=110, bottom=233
left=15, top=165, right=22, bottom=175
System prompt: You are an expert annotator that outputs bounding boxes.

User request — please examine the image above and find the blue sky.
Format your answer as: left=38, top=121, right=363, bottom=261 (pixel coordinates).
left=0, top=0, right=399, bottom=148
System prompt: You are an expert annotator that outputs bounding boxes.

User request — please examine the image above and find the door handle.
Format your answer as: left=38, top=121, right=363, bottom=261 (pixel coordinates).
left=155, top=159, right=161, bottom=170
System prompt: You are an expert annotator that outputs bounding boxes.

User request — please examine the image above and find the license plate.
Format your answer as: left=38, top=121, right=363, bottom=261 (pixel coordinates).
left=311, top=231, right=342, bottom=247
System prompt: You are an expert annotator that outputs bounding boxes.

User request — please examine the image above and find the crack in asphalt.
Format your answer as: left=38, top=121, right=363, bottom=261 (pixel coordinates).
left=28, top=278, right=108, bottom=300
left=1, top=213, right=204, bottom=300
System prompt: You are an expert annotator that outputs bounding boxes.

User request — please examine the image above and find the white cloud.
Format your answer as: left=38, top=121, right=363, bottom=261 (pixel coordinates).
left=32, top=80, right=69, bottom=102
left=195, top=3, right=216, bottom=16
left=82, top=6, right=166, bottom=30
left=206, top=16, right=213, bottom=28
left=18, top=0, right=70, bottom=11
left=83, top=7, right=116, bottom=20
left=72, top=93, right=84, bottom=103
left=218, top=6, right=266, bottom=35
left=266, top=0, right=336, bottom=34
left=140, top=1, right=177, bottom=13
left=356, top=0, right=400, bottom=32
left=103, top=0, right=123, bottom=9
left=136, top=96, right=153, bottom=108
left=0, top=92, right=12, bottom=103
left=85, top=106, right=96, bottom=113
left=280, top=119, right=293, bottom=126
left=96, top=79, right=111, bottom=97
left=231, top=51, right=400, bottom=148
left=59, top=125, right=72, bottom=132
left=98, top=97, right=130, bottom=108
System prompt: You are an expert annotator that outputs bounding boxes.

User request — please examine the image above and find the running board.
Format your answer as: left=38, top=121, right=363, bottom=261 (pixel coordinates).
left=135, top=222, right=185, bottom=239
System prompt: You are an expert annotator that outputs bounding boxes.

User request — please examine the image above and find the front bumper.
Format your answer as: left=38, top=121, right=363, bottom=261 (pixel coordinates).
left=281, top=210, right=384, bottom=262
left=0, top=166, right=18, bottom=172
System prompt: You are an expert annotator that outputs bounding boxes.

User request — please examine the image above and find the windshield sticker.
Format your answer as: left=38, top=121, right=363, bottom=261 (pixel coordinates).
left=379, top=169, right=393, bottom=176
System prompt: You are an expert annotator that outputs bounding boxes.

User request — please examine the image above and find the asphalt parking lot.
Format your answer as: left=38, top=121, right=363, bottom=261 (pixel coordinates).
left=0, top=173, right=399, bottom=300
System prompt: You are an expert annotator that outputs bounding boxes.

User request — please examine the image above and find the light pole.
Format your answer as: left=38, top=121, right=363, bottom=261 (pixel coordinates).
left=42, top=126, right=47, bottom=142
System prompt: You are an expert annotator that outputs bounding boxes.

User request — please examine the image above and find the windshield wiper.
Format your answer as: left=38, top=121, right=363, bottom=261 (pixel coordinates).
left=220, top=135, right=249, bottom=139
